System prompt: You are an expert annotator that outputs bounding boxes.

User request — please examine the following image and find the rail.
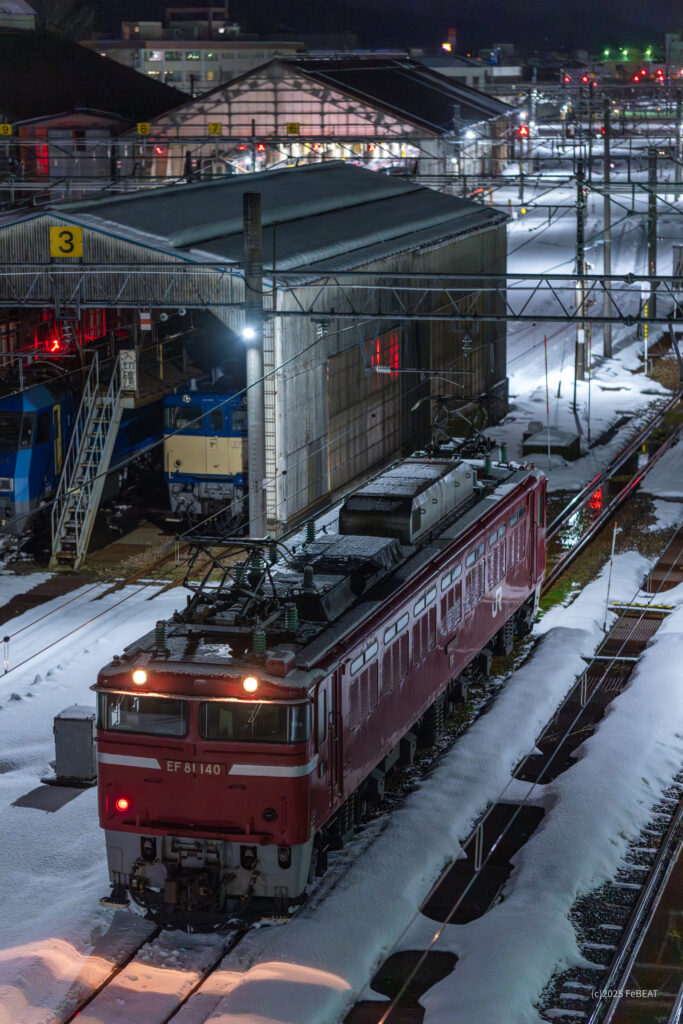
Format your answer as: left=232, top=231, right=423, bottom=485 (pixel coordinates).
left=588, top=803, right=683, bottom=1024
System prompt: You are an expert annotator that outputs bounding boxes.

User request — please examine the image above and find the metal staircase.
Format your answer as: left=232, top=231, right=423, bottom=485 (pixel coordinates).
left=50, top=352, right=124, bottom=569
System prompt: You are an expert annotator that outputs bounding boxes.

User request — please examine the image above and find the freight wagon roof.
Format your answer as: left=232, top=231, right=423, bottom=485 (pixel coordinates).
left=50, top=162, right=506, bottom=273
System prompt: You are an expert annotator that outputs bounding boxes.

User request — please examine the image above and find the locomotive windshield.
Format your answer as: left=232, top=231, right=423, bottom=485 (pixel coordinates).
left=199, top=700, right=311, bottom=744
left=98, top=693, right=188, bottom=737
left=164, top=406, right=204, bottom=431
left=0, top=412, right=33, bottom=449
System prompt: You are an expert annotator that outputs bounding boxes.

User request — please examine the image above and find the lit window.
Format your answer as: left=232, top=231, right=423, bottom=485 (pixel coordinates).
left=186, top=51, right=200, bottom=60
left=207, top=70, right=215, bottom=81
left=206, top=51, right=219, bottom=61
left=147, top=50, right=163, bottom=62
left=165, top=51, right=181, bottom=61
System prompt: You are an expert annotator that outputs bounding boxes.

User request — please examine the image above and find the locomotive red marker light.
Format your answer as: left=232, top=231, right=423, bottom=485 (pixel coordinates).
left=243, top=675, right=259, bottom=693
left=132, top=668, right=147, bottom=685
left=115, top=797, right=130, bottom=812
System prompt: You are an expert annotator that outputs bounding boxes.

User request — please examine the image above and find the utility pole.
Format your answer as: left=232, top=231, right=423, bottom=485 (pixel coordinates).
left=243, top=192, right=267, bottom=537
left=603, top=101, right=612, bottom=357
left=575, top=158, right=587, bottom=394
left=676, top=89, right=682, bottom=186
left=647, top=148, right=657, bottom=321
left=586, top=85, right=593, bottom=183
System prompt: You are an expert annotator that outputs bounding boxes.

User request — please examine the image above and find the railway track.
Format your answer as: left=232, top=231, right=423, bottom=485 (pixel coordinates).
left=338, top=420, right=683, bottom=1024
left=543, top=391, right=682, bottom=596
left=59, top=925, right=246, bottom=1024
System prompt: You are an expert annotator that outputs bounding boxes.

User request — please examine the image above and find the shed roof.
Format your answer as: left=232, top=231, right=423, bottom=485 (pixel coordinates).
left=0, top=30, right=186, bottom=122
left=282, top=55, right=511, bottom=130
left=53, top=161, right=506, bottom=273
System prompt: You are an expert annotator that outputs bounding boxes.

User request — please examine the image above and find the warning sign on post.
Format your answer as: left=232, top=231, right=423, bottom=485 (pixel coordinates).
left=139, top=311, right=152, bottom=331
left=120, top=350, right=137, bottom=392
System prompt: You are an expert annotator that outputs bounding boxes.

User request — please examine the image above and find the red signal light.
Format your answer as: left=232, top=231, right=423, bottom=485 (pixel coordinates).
left=115, top=797, right=130, bottom=812
left=563, top=75, right=571, bottom=84
left=633, top=74, right=640, bottom=82
left=588, top=487, right=603, bottom=511
left=518, top=125, right=529, bottom=138
left=581, top=74, right=589, bottom=83
left=256, top=142, right=266, bottom=152
left=154, top=145, right=165, bottom=155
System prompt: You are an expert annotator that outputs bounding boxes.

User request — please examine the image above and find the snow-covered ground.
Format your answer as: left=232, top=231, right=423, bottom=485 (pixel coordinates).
left=0, top=580, right=182, bottom=1024
left=0, top=168, right=681, bottom=1024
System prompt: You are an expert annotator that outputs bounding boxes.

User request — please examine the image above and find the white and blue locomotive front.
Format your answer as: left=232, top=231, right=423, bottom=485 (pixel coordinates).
left=163, top=390, right=247, bottom=528
left=0, top=383, right=74, bottom=533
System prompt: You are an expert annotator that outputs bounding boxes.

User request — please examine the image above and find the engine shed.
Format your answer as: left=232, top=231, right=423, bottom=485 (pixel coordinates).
left=0, top=161, right=508, bottom=535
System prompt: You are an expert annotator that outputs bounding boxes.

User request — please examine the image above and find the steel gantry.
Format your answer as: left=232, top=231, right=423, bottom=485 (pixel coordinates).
left=0, top=264, right=679, bottom=326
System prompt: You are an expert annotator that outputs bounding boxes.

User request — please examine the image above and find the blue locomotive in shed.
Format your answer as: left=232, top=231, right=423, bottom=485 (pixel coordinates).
left=163, top=383, right=247, bottom=530
left=0, top=378, right=76, bottom=531
left=0, top=372, right=164, bottom=536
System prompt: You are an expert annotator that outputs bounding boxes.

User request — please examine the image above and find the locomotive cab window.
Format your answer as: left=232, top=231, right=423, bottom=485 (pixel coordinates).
left=231, top=409, right=247, bottom=432
left=98, top=693, right=188, bottom=736
left=0, top=412, right=20, bottom=448
left=35, top=411, right=50, bottom=445
left=20, top=414, right=34, bottom=448
left=199, top=700, right=311, bottom=743
left=208, top=408, right=223, bottom=432
left=164, top=406, right=203, bottom=431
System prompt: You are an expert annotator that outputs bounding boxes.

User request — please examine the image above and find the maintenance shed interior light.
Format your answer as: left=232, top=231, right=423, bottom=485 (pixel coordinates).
left=132, top=668, right=148, bottom=685
left=242, top=326, right=256, bottom=341
left=243, top=675, right=259, bottom=693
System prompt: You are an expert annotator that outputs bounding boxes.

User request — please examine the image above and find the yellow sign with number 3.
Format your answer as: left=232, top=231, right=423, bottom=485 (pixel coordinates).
left=49, top=226, right=83, bottom=258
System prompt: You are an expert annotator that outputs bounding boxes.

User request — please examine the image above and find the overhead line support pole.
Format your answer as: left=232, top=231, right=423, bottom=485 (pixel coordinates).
left=243, top=191, right=267, bottom=538
left=647, top=148, right=657, bottom=322
left=603, top=101, right=612, bottom=358
left=575, top=158, right=587, bottom=401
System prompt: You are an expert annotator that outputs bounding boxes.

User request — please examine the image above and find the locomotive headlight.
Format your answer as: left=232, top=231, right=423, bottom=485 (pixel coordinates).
left=243, top=675, right=259, bottom=693
left=132, top=668, right=148, bottom=685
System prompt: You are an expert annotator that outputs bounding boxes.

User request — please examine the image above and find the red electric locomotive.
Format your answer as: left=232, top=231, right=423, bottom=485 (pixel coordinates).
left=95, top=451, right=546, bottom=929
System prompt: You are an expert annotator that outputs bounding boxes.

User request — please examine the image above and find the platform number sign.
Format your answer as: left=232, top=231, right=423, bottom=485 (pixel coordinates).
left=207, top=122, right=222, bottom=135
left=286, top=122, right=300, bottom=135
left=49, top=226, right=83, bottom=258
left=0, top=124, right=12, bottom=136
left=137, top=122, right=150, bottom=136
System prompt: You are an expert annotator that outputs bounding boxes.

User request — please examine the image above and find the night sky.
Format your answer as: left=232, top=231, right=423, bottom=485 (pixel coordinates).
left=99, top=0, right=677, bottom=54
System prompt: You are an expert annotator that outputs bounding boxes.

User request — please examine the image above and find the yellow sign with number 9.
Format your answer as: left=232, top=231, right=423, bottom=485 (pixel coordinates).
left=50, top=226, right=83, bottom=258
left=0, top=124, right=12, bottom=136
